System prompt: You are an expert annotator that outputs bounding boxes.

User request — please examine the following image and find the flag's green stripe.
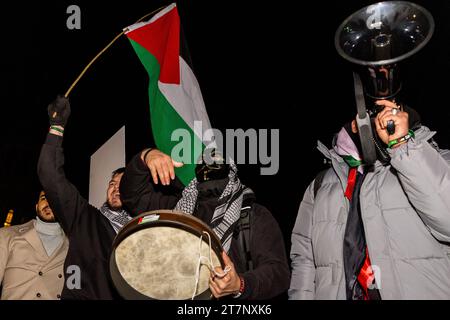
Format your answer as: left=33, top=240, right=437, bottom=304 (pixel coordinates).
left=129, top=39, right=204, bottom=186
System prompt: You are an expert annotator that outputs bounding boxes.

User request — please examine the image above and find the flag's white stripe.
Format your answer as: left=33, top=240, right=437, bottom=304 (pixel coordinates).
left=124, top=3, right=177, bottom=33
left=158, top=57, right=212, bottom=137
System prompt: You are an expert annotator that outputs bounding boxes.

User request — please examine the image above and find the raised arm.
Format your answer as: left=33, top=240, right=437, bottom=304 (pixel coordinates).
left=373, top=100, right=450, bottom=242
left=120, top=149, right=184, bottom=216
left=37, top=96, right=88, bottom=235
left=390, top=131, right=450, bottom=242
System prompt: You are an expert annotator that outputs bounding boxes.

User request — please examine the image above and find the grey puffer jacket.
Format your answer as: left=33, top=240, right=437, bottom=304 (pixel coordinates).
left=289, top=126, right=450, bottom=300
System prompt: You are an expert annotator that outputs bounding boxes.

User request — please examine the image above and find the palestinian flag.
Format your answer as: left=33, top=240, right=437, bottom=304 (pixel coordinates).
left=124, top=3, right=211, bottom=186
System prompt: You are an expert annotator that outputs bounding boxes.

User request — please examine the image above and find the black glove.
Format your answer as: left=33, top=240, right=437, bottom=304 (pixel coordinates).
left=48, top=95, right=71, bottom=127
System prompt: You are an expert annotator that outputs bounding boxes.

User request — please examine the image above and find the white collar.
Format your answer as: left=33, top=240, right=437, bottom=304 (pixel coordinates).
left=34, top=216, right=62, bottom=236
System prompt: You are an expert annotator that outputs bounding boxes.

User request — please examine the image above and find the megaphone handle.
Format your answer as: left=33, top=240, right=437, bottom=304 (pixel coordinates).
left=386, top=120, right=395, bottom=135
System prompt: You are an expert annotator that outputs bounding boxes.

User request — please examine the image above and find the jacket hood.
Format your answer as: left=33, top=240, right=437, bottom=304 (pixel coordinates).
left=317, top=126, right=436, bottom=164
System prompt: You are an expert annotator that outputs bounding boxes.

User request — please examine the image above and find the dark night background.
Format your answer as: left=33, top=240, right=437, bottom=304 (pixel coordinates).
left=0, top=0, right=449, bottom=256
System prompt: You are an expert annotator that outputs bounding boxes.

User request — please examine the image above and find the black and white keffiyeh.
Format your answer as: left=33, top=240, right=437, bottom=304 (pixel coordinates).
left=174, top=162, right=254, bottom=253
left=99, top=203, right=132, bottom=234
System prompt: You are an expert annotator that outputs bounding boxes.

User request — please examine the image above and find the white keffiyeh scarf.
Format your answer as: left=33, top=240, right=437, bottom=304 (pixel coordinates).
left=174, top=163, right=253, bottom=253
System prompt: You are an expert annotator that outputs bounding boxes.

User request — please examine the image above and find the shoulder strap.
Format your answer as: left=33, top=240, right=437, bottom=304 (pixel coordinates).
left=237, top=195, right=255, bottom=271
left=313, top=169, right=328, bottom=198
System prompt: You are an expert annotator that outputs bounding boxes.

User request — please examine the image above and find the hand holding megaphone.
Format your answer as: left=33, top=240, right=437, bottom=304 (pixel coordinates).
left=373, top=100, right=410, bottom=147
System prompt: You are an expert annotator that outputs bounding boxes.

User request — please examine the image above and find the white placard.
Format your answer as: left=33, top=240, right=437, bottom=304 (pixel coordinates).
left=89, top=126, right=126, bottom=209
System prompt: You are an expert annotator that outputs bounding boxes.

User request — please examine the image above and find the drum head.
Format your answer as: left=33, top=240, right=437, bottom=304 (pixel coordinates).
left=110, top=210, right=224, bottom=300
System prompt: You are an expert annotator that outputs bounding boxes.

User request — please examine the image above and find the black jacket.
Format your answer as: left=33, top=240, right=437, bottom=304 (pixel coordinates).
left=120, top=153, right=290, bottom=300
left=38, top=134, right=119, bottom=300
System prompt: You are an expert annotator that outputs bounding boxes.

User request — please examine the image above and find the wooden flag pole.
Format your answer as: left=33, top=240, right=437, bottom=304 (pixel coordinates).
left=64, top=6, right=165, bottom=98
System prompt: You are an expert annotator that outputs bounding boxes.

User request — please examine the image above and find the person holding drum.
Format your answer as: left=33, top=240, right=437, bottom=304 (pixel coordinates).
left=37, top=96, right=132, bottom=299
left=119, top=149, right=290, bottom=300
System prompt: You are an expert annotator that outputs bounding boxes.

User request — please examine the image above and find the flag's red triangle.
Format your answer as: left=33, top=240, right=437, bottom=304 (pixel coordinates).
left=126, top=7, right=180, bottom=84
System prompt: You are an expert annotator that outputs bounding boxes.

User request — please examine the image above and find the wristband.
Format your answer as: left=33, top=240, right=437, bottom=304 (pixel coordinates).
left=232, top=276, right=245, bottom=299
left=142, top=148, right=153, bottom=164
left=388, top=130, right=415, bottom=149
left=50, top=126, right=64, bottom=134
left=49, top=126, right=64, bottom=136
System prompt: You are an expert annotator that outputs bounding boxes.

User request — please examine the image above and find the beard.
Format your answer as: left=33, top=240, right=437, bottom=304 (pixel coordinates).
left=37, top=206, right=56, bottom=222
left=107, top=192, right=122, bottom=211
left=107, top=199, right=122, bottom=211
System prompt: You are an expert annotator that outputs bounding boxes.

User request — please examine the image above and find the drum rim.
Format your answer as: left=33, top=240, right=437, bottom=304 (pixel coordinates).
left=114, top=210, right=222, bottom=247
left=109, top=210, right=225, bottom=300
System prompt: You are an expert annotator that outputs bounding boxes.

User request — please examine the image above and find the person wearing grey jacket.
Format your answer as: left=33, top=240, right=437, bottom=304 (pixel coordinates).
left=289, top=100, right=450, bottom=300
